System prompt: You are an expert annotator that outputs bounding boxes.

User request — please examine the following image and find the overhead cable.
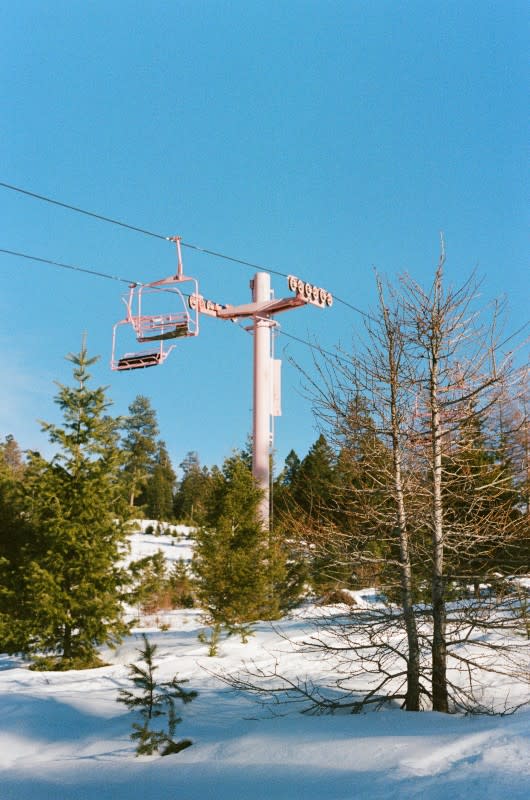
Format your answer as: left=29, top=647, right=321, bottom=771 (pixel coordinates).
left=0, top=181, right=167, bottom=242
left=0, top=179, right=372, bottom=319
left=0, top=247, right=137, bottom=285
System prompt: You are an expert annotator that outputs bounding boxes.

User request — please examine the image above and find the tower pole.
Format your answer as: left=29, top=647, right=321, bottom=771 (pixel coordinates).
left=186, top=268, right=332, bottom=528
left=251, top=272, right=272, bottom=529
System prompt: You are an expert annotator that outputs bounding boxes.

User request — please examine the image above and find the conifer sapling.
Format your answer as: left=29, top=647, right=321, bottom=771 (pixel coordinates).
left=117, top=634, right=197, bottom=756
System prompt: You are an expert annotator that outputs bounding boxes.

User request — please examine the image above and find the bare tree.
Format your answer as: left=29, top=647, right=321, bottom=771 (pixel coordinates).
left=399, top=244, right=527, bottom=711
left=277, top=269, right=426, bottom=710
left=267, top=246, right=529, bottom=715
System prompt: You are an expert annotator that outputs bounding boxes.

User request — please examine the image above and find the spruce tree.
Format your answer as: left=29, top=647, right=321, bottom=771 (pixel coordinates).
left=121, top=395, right=159, bottom=509
left=142, top=441, right=176, bottom=520
left=173, top=453, right=213, bottom=524
left=272, top=449, right=301, bottom=517
left=0, top=436, right=31, bottom=652
left=443, top=399, right=523, bottom=587
left=117, top=634, right=196, bottom=756
left=129, top=551, right=168, bottom=613
left=193, top=452, right=283, bottom=645
left=292, top=434, right=336, bottom=519
left=278, top=435, right=341, bottom=594
left=2, top=345, right=130, bottom=667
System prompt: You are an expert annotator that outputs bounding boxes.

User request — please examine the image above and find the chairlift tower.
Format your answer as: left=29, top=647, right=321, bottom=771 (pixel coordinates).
left=112, top=238, right=332, bottom=529
left=252, top=272, right=274, bottom=527
left=190, top=271, right=332, bottom=529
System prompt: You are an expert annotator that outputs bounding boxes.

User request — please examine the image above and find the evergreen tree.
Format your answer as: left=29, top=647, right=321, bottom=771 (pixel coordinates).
left=272, top=449, right=301, bottom=517
left=180, top=450, right=200, bottom=475
left=167, top=559, right=196, bottom=608
left=332, top=392, right=399, bottom=588
left=117, top=634, right=196, bottom=756
left=193, top=452, right=283, bottom=644
left=0, top=436, right=31, bottom=651
left=141, top=440, right=176, bottom=520
left=0, top=345, right=129, bottom=667
left=443, top=399, right=523, bottom=586
left=128, top=551, right=168, bottom=613
left=173, top=453, right=213, bottom=524
left=121, top=395, right=159, bottom=508
left=0, top=436, right=26, bottom=556
left=283, top=449, right=301, bottom=485
left=275, top=435, right=341, bottom=594
left=0, top=434, right=25, bottom=480
left=292, top=434, right=336, bottom=519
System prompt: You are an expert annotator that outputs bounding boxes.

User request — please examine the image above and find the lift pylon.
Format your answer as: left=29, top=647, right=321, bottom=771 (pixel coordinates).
left=189, top=272, right=333, bottom=528
left=111, top=235, right=332, bottom=526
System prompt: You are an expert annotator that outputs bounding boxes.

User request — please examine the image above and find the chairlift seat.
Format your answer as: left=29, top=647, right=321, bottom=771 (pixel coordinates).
left=116, top=351, right=162, bottom=370
left=110, top=237, right=199, bottom=370
left=137, top=318, right=190, bottom=343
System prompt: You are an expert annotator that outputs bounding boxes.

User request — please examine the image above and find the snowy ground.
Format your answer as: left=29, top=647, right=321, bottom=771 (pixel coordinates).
left=1, top=528, right=529, bottom=800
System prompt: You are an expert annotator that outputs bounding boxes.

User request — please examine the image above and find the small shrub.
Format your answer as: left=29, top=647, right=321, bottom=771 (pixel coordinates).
left=318, top=589, right=357, bottom=607
left=198, top=623, right=222, bottom=657
left=29, top=654, right=107, bottom=671
left=168, top=560, right=197, bottom=609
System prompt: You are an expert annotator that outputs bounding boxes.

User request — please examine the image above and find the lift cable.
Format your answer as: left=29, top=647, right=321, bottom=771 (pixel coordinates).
left=0, top=247, right=137, bottom=285
left=0, top=181, right=167, bottom=242
left=0, top=180, right=372, bottom=319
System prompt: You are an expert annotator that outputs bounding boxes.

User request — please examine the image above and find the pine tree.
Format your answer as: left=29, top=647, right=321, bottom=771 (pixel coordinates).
left=0, top=435, right=26, bottom=561
left=0, top=435, right=25, bottom=480
left=292, top=434, right=336, bottom=519
left=179, top=450, right=200, bottom=475
left=272, top=449, right=301, bottom=517
left=0, top=436, right=31, bottom=652
left=193, top=452, right=283, bottom=645
left=141, top=440, right=176, bottom=520
left=443, top=398, right=523, bottom=588
left=121, top=395, right=159, bottom=509
left=117, top=634, right=196, bottom=756
left=173, top=453, right=213, bottom=524
left=1, top=344, right=130, bottom=667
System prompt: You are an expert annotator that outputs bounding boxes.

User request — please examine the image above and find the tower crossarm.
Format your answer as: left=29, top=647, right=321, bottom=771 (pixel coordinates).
left=189, top=275, right=332, bottom=320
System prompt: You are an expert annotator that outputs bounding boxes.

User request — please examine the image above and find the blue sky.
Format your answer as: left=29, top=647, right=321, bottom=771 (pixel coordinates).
left=1, top=0, right=528, bottom=474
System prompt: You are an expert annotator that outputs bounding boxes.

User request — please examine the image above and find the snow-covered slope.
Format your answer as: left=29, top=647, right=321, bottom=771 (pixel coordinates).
left=126, top=529, right=194, bottom=566
left=1, top=529, right=529, bottom=800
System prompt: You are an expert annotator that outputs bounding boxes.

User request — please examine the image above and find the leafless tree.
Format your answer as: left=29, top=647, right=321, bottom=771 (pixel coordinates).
left=276, top=268, right=426, bottom=710
left=264, top=245, right=530, bottom=715
left=400, top=244, right=528, bottom=710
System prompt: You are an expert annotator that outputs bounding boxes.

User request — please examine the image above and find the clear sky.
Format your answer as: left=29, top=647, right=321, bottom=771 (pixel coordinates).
left=1, top=0, right=528, bottom=475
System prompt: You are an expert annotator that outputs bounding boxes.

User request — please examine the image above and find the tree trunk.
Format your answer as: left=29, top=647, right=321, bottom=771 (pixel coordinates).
left=394, top=444, right=421, bottom=710
left=62, top=621, right=72, bottom=661
left=383, top=294, right=421, bottom=711
left=430, top=347, right=449, bottom=713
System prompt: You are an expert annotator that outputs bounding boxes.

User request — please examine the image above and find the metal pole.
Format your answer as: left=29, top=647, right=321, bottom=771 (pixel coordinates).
left=252, top=272, right=272, bottom=529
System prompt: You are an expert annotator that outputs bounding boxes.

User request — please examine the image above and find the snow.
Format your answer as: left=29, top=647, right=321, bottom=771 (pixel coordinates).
left=1, top=530, right=529, bottom=800
left=126, top=528, right=195, bottom=566
left=126, top=520, right=195, bottom=562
